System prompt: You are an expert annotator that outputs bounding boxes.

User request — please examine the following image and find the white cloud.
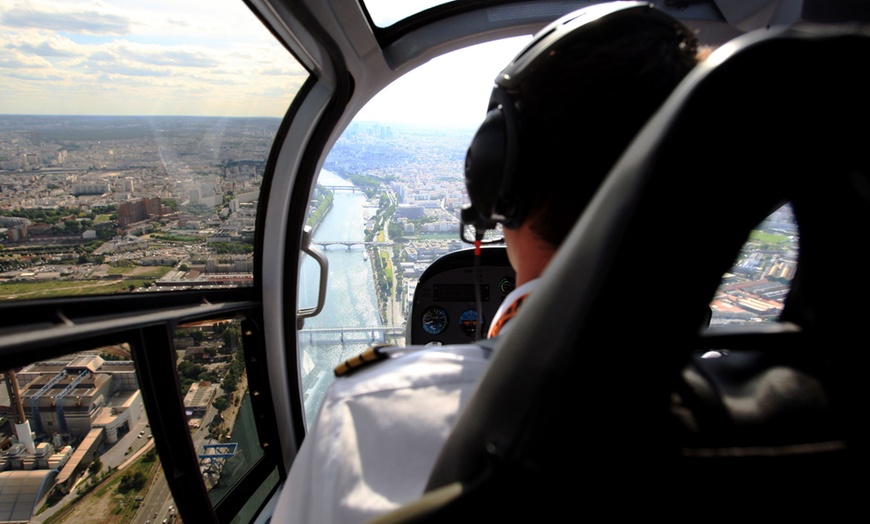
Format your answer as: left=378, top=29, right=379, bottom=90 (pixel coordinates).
left=0, top=0, right=304, bottom=117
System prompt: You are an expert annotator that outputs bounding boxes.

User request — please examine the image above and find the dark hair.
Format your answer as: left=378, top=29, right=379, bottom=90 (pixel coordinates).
left=516, top=20, right=702, bottom=247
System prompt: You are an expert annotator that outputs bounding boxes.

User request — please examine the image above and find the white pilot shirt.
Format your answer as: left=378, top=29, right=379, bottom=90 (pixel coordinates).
left=273, top=280, right=538, bottom=524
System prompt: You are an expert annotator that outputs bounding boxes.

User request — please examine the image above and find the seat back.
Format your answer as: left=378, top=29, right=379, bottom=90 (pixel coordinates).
left=410, top=24, right=870, bottom=519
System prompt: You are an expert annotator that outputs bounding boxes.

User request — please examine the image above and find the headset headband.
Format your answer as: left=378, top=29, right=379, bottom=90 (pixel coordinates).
left=461, top=1, right=698, bottom=238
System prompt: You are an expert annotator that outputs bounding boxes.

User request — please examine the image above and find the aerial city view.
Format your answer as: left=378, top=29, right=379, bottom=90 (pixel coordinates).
left=4, top=0, right=859, bottom=520
left=0, top=113, right=500, bottom=522
left=0, top=113, right=798, bottom=319
left=0, top=113, right=796, bottom=522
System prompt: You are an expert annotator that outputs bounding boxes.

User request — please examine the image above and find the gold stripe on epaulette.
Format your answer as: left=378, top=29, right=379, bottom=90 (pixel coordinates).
left=334, top=344, right=393, bottom=377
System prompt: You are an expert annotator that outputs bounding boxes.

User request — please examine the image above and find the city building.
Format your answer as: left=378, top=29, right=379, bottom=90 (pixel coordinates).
left=183, top=381, right=219, bottom=430
left=117, top=197, right=164, bottom=227
left=9, top=355, right=143, bottom=445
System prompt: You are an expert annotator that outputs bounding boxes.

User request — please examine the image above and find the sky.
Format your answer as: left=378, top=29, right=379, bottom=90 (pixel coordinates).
left=354, top=36, right=529, bottom=128
left=0, top=0, right=530, bottom=127
left=0, top=0, right=305, bottom=118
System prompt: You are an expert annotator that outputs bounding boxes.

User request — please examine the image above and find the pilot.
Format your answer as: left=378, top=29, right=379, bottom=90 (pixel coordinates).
left=275, top=2, right=710, bottom=522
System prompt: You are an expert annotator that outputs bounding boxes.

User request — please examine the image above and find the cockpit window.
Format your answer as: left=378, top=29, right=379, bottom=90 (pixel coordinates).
left=363, top=0, right=455, bottom=28
left=709, top=203, right=797, bottom=325
left=0, top=0, right=306, bottom=301
left=297, top=36, right=529, bottom=423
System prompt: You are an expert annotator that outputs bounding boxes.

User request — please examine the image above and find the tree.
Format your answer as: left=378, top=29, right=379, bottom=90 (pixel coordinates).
left=117, top=471, right=147, bottom=493
left=213, top=396, right=229, bottom=412
left=88, top=457, right=103, bottom=474
left=143, top=448, right=158, bottom=462
left=222, top=327, right=240, bottom=350
left=162, top=199, right=178, bottom=212
left=64, top=220, right=81, bottom=233
left=178, top=361, right=205, bottom=379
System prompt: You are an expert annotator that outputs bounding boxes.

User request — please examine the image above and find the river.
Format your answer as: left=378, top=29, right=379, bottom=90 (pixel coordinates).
left=298, top=169, right=383, bottom=422
left=215, top=170, right=381, bottom=495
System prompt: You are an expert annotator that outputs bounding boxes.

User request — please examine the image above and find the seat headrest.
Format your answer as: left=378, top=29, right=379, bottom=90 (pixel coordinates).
left=427, top=23, right=870, bottom=492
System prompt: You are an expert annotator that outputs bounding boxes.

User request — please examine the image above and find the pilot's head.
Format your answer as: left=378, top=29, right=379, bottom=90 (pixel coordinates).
left=461, top=1, right=702, bottom=248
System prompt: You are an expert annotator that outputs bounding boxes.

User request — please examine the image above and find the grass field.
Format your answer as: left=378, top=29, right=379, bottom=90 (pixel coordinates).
left=104, top=265, right=169, bottom=277
left=0, top=279, right=157, bottom=300
left=747, top=230, right=793, bottom=244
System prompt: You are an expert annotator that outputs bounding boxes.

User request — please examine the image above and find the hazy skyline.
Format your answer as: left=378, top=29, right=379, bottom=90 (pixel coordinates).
left=1, top=1, right=530, bottom=127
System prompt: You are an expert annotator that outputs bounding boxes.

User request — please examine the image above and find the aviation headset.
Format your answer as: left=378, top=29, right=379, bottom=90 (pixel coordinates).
left=461, top=1, right=698, bottom=235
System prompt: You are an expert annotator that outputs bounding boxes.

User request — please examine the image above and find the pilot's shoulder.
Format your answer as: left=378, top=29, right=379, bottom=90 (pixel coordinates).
left=333, top=344, right=406, bottom=377
left=333, top=341, right=493, bottom=378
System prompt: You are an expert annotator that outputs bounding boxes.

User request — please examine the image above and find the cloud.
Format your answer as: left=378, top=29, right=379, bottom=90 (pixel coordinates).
left=13, top=40, right=81, bottom=58
left=0, top=0, right=310, bottom=116
left=106, top=43, right=222, bottom=69
left=1, top=3, right=130, bottom=35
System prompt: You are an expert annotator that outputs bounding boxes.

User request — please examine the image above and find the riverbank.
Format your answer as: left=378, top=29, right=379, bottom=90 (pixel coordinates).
left=222, top=373, right=248, bottom=440
left=371, top=251, right=404, bottom=333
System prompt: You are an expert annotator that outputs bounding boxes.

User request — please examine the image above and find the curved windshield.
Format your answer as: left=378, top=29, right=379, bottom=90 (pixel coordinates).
left=296, top=36, right=531, bottom=423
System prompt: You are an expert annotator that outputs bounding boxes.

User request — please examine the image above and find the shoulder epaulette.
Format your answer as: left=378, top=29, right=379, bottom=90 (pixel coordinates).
left=333, top=344, right=395, bottom=377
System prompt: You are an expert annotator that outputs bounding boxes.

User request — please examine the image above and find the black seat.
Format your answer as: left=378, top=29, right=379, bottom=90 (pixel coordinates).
left=375, top=23, right=870, bottom=522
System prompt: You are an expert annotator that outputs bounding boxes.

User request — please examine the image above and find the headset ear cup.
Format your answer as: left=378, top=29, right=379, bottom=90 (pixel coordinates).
left=494, top=91, right=520, bottom=228
left=464, top=107, right=507, bottom=229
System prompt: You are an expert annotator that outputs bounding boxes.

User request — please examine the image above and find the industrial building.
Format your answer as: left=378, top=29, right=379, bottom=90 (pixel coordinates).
left=0, top=354, right=146, bottom=521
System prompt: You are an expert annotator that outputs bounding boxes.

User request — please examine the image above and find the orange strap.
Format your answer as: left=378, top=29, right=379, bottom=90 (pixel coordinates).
left=487, top=293, right=528, bottom=338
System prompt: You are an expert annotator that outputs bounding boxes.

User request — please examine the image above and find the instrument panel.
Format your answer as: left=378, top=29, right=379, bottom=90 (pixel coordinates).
left=408, top=246, right=516, bottom=345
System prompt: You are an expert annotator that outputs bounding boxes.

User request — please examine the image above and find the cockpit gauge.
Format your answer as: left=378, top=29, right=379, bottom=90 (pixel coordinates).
left=498, top=276, right=516, bottom=295
left=421, top=306, right=449, bottom=335
left=458, top=308, right=483, bottom=338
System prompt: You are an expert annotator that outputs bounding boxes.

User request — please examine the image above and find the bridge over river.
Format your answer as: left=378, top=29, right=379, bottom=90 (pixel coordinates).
left=311, top=240, right=393, bottom=249
left=319, top=185, right=368, bottom=193
left=300, top=325, right=405, bottom=344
